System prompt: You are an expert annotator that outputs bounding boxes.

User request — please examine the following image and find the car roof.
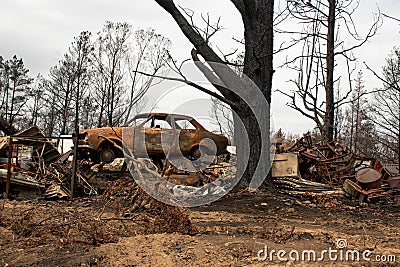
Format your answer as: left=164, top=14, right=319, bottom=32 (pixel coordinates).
left=129, top=113, right=207, bottom=131
left=133, top=113, right=195, bottom=121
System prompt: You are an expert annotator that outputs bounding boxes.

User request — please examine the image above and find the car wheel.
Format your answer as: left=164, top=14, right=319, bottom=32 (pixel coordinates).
left=190, top=146, right=202, bottom=160
left=190, top=146, right=212, bottom=160
left=100, top=148, right=115, bottom=164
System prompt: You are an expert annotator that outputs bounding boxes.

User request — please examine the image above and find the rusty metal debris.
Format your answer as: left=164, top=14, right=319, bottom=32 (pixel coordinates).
left=273, top=133, right=400, bottom=205
left=14, top=126, right=61, bottom=163
left=280, top=133, right=357, bottom=186
left=1, top=119, right=399, bottom=207
left=343, top=178, right=400, bottom=203
left=355, top=168, right=382, bottom=190
left=343, top=179, right=365, bottom=201
left=382, top=164, right=399, bottom=181
left=0, top=169, right=46, bottom=189
left=0, top=126, right=96, bottom=200
left=1, top=113, right=232, bottom=201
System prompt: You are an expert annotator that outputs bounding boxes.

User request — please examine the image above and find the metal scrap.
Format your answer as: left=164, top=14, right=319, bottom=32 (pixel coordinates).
left=14, top=126, right=61, bottom=163
left=282, top=133, right=356, bottom=185
left=0, top=169, right=46, bottom=189
left=387, top=177, right=400, bottom=189
left=355, top=168, right=382, bottom=190
left=343, top=179, right=365, bottom=200
left=274, top=133, right=400, bottom=205
left=274, top=176, right=343, bottom=196
left=0, top=126, right=97, bottom=199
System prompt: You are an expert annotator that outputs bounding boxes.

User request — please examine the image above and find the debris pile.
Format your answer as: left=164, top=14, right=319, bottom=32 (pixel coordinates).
left=281, top=133, right=356, bottom=185
left=273, top=133, right=400, bottom=205
left=2, top=120, right=399, bottom=224
left=162, top=161, right=231, bottom=187
left=102, top=177, right=198, bottom=235
left=43, top=161, right=98, bottom=199
left=0, top=126, right=96, bottom=200
left=343, top=168, right=400, bottom=204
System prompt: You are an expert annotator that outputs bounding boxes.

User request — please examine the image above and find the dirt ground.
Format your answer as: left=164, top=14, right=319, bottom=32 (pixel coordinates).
left=0, top=187, right=399, bottom=267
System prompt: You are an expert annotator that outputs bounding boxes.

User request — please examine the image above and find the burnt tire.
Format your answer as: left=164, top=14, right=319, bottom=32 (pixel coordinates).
left=191, top=147, right=202, bottom=160
left=189, top=146, right=211, bottom=160
left=100, top=148, right=115, bottom=164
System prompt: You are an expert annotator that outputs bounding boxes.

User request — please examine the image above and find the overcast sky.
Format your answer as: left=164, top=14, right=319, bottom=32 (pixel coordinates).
left=1, top=0, right=399, bottom=134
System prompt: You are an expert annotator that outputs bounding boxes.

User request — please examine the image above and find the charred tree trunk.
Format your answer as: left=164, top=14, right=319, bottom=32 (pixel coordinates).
left=398, top=89, right=400, bottom=168
left=154, top=0, right=274, bottom=188
left=9, top=81, right=16, bottom=126
left=324, top=0, right=336, bottom=142
left=233, top=0, right=274, bottom=187
left=233, top=102, right=270, bottom=189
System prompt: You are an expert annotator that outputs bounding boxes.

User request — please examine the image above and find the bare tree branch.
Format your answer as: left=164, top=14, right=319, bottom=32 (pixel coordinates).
left=132, top=70, right=235, bottom=107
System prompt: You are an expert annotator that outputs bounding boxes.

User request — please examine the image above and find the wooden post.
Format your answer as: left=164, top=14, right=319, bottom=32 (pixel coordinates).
left=6, top=137, right=13, bottom=199
left=71, top=136, right=77, bottom=199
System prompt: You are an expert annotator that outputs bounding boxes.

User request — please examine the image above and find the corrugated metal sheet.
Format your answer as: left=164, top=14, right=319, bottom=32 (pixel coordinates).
left=382, top=164, right=399, bottom=175
left=0, top=169, right=46, bottom=189
left=14, top=126, right=60, bottom=163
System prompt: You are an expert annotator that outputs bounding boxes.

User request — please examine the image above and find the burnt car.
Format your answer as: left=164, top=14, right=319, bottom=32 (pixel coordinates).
left=77, top=113, right=229, bottom=164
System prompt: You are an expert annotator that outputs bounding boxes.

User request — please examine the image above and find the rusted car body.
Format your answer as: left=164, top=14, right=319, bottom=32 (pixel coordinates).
left=77, top=113, right=229, bottom=164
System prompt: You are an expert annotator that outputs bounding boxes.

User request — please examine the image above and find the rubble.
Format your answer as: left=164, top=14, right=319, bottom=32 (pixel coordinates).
left=0, top=122, right=399, bottom=266
left=14, top=126, right=61, bottom=163
left=279, top=133, right=357, bottom=185
left=101, top=177, right=198, bottom=235
left=0, top=126, right=95, bottom=200
left=273, top=133, right=400, bottom=205
left=1, top=123, right=399, bottom=213
left=0, top=169, right=46, bottom=189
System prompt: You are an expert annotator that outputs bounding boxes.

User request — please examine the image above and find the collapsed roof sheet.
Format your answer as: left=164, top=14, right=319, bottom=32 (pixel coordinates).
left=14, top=126, right=61, bottom=163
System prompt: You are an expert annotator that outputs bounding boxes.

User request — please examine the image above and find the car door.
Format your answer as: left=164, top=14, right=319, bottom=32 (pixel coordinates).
left=133, top=115, right=174, bottom=158
left=175, top=118, right=201, bottom=157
